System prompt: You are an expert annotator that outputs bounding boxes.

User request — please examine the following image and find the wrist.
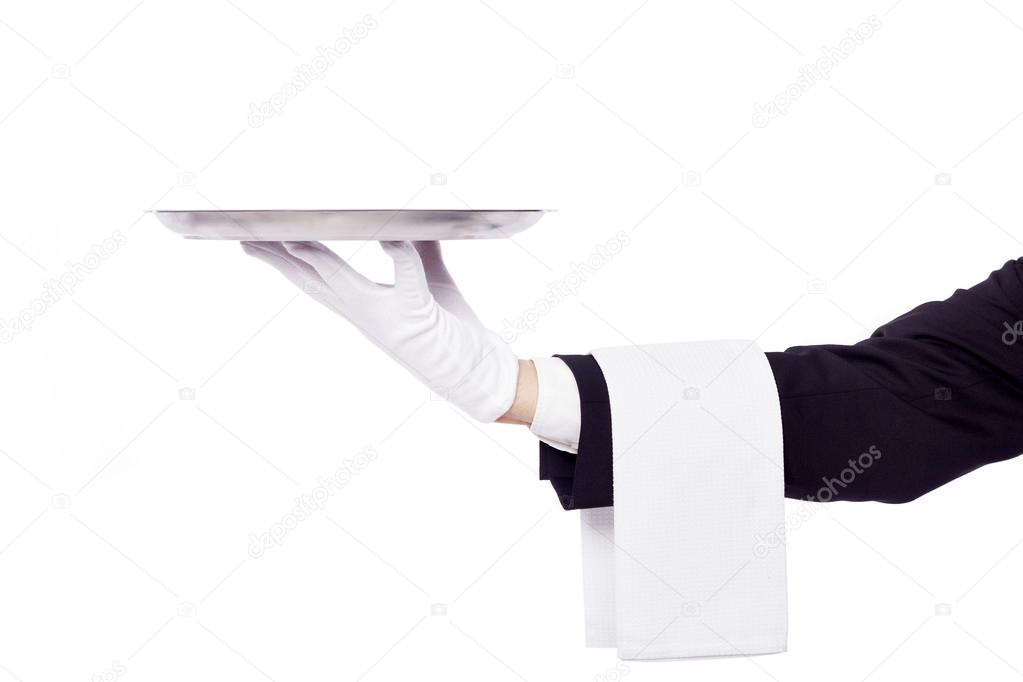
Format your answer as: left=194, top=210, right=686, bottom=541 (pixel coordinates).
left=497, top=359, right=538, bottom=425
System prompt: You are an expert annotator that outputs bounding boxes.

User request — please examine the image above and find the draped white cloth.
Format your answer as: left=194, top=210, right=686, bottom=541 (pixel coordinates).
left=580, top=341, right=787, bottom=660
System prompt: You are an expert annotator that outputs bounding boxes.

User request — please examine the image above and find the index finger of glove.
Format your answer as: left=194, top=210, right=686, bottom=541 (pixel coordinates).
left=282, top=241, right=375, bottom=295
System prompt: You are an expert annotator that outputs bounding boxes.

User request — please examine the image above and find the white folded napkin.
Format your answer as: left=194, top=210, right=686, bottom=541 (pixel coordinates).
left=580, top=341, right=787, bottom=660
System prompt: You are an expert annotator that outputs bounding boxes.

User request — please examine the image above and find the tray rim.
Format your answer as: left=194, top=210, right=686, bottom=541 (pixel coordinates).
left=148, top=208, right=555, bottom=214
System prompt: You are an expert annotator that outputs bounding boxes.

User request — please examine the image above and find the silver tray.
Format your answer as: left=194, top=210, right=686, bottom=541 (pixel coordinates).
left=152, top=209, right=550, bottom=241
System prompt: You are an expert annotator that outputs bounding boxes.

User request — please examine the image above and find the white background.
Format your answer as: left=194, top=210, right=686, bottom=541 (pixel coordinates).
left=2, top=0, right=1023, bottom=680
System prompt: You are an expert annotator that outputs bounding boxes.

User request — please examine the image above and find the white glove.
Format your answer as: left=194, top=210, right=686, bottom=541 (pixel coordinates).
left=241, top=240, right=520, bottom=423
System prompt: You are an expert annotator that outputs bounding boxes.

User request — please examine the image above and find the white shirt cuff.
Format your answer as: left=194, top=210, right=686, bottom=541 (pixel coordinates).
left=529, top=356, right=581, bottom=454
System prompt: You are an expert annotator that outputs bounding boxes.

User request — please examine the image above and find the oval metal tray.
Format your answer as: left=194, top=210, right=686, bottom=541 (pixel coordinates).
left=152, top=209, right=550, bottom=241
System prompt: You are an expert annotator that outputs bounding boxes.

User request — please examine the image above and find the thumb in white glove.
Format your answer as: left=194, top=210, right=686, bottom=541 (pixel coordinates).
left=241, top=240, right=520, bottom=423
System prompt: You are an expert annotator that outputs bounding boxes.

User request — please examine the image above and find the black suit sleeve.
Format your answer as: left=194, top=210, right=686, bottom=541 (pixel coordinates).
left=538, top=354, right=614, bottom=510
left=541, top=258, right=1023, bottom=509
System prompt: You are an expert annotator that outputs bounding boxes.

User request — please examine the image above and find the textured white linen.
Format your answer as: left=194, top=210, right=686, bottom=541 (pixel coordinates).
left=581, top=341, right=787, bottom=660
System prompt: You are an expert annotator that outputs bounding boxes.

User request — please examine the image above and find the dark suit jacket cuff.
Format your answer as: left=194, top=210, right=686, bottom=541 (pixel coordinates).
left=538, top=354, right=614, bottom=510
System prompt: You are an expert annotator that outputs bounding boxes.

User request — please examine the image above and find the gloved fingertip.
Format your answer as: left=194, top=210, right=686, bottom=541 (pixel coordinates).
left=412, top=241, right=441, bottom=258
left=242, top=241, right=275, bottom=255
left=243, top=249, right=279, bottom=268
left=380, top=240, right=416, bottom=259
left=283, top=242, right=318, bottom=259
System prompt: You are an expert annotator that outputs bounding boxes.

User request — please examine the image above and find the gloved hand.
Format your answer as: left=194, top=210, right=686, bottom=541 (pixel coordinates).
left=241, top=240, right=520, bottom=423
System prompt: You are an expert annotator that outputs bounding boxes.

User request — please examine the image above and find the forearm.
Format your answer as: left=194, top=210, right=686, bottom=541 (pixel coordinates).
left=535, top=257, right=1023, bottom=508
left=497, top=359, right=538, bottom=425
left=773, top=258, right=1023, bottom=502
